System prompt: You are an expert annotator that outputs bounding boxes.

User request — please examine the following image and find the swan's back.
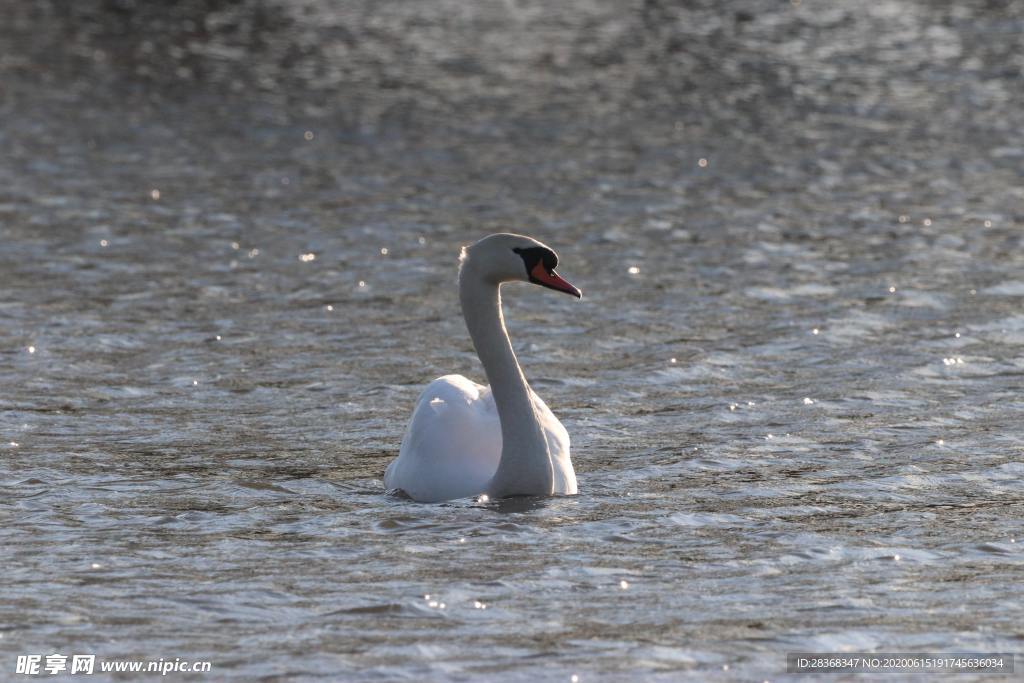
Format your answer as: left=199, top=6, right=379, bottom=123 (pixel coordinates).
left=384, top=375, right=502, bottom=502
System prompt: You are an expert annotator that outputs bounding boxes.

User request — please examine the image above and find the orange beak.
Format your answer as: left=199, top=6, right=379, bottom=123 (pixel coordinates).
left=530, top=262, right=582, bottom=298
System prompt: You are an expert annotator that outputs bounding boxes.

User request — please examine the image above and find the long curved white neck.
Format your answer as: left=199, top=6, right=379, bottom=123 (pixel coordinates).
left=459, top=264, right=554, bottom=497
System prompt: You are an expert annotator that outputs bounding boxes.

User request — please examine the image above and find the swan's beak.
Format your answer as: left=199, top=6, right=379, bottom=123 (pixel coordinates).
left=530, top=262, right=582, bottom=299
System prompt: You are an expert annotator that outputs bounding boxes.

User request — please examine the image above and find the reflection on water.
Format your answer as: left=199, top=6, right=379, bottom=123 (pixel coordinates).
left=481, top=495, right=555, bottom=515
left=2, top=0, right=1023, bottom=680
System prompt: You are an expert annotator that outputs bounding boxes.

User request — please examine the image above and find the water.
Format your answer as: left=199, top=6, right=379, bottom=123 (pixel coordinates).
left=2, top=0, right=1023, bottom=680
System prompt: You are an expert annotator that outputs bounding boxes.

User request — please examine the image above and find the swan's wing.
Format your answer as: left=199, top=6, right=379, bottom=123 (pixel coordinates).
left=385, top=375, right=501, bottom=502
left=531, top=391, right=578, bottom=495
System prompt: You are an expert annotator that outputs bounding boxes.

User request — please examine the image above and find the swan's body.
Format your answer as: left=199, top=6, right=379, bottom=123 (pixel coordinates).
left=384, top=375, right=575, bottom=502
left=384, top=234, right=581, bottom=502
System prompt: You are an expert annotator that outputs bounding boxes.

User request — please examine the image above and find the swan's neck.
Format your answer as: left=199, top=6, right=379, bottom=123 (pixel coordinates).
left=459, top=266, right=553, bottom=497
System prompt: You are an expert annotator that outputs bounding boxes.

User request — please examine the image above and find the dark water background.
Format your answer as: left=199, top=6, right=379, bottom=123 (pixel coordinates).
left=2, top=1, right=1023, bottom=680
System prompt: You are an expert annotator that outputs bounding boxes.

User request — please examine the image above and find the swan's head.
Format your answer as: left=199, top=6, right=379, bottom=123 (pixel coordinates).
left=460, top=233, right=582, bottom=298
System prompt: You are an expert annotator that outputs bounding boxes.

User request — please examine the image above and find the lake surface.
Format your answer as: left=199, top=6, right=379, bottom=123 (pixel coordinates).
left=2, top=0, right=1022, bottom=680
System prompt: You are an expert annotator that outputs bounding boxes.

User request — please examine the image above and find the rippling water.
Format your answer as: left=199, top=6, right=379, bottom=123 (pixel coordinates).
left=3, top=0, right=1023, bottom=680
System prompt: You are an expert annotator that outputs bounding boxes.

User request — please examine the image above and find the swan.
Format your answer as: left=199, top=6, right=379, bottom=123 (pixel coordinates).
left=384, top=233, right=582, bottom=502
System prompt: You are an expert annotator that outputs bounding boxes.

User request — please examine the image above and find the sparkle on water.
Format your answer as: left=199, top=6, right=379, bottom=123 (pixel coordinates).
left=2, top=1, right=1022, bottom=681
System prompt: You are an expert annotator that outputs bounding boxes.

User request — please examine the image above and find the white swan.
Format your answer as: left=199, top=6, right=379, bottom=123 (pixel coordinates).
left=384, top=233, right=582, bottom=502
